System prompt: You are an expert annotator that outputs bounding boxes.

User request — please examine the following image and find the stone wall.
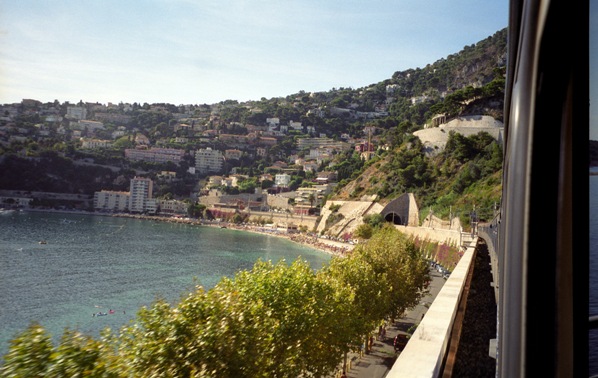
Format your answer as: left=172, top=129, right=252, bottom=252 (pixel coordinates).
left=414, top=115, right=504, bottom=157
left=394, top=224, right=462, bottom=248
left=247, top=210, right=319, bottom=230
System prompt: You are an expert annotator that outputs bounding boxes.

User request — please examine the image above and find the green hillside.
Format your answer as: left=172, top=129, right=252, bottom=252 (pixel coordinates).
left=0, top=28, right=508, bottom=224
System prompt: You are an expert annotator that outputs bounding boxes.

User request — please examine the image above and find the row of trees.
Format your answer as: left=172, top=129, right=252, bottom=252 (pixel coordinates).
left=1, top=226, right=429, bottom=377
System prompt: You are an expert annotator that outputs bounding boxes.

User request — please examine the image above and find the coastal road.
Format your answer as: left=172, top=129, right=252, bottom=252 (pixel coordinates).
left=331, top=266, right=447, bottom=378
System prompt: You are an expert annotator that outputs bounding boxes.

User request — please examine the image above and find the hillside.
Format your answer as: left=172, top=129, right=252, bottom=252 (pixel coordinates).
left=0, top=28, right=508, bottom=225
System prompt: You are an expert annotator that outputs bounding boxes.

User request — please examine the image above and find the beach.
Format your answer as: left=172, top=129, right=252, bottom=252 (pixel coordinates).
left=111, top=213, right=356, bottom=257
left=16, top=208, right=356, bottom=256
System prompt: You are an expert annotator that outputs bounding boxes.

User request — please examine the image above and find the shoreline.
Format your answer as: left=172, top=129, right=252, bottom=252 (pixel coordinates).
left=18, top=209, right=355, bottom=257
left=112, top=213, right=355, bottom=258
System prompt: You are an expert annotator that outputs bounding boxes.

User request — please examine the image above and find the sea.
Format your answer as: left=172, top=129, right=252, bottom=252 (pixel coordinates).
left=0, top=211, right=331, bottom=358
left=592, top=173, right=598, bottom=375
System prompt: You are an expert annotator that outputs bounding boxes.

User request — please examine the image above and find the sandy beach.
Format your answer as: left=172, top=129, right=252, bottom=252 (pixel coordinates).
left=17, top=209, right=356, bottom=257
left=111, top=213, right=356, bottom=257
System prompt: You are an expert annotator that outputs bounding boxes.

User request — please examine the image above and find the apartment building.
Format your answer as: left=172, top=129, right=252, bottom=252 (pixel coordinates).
left=94, top=190, right=130, bottom=212
left=195, top=147, right=224, bottom=174
left=66, top=106, right=87, bottom=120
left=129, top=177, right=153, bottom=213
left=124, top=147, right=185, bottom=164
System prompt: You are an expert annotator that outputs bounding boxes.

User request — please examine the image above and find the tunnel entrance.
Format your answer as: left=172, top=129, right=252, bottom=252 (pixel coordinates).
left=385, top=213, right=402, bottom=225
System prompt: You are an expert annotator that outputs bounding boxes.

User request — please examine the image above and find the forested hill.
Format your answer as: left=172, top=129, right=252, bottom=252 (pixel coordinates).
left=324, top=28, right=507, bottom=223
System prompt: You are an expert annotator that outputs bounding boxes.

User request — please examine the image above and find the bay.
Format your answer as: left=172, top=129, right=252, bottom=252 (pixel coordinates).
left=0, top=211, right=331, bottom=357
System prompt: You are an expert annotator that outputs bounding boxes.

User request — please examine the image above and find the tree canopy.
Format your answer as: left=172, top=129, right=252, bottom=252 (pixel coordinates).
left=1, top=226, right=429, bottom=377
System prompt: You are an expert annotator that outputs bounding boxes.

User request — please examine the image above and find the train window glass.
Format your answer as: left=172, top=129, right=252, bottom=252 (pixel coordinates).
left=590, top=1, right=597, bottom=376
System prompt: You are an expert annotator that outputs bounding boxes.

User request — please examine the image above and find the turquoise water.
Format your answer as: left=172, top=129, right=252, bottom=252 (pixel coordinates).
left=0, top=211, right=331, bottom=357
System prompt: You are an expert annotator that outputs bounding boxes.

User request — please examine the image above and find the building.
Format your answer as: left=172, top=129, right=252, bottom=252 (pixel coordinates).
left=274, top=173, right=291, bottom=187
left=158, top=199, right=188, bottom=215
left=266, top=117, right=280, bottom=130
left=195, top=147, right=224, bottom=174
left=66, top=106, right=87, bottom=120
left=129, top=177, right=153, bottom=213
left=256, top=147, right=267, bottom=157
left=81, top=139, right=112, bottom=149
left=78, top=120, right=105, bottom=134
left=124, top=147, right=185, bottom=164
left=296, top=137, right=349, bottom=150
left=93, top=190, right=130, bottom=212
left=224, top=149, right=242, bottom=160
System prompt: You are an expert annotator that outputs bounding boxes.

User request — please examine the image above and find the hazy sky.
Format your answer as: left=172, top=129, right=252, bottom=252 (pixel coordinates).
left=0, top=0, right=509, bottom=107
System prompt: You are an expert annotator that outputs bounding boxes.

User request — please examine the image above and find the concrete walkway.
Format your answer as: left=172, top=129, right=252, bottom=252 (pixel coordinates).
left=332, top=267, right=447, bottom=378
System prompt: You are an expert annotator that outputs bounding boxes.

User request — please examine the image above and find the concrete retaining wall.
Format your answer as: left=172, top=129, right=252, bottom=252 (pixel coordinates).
left=395, top=225, right=462, bottom=248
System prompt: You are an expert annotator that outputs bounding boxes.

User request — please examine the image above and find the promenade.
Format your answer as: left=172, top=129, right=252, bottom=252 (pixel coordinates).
left=332, top=267, right=447, bottom=378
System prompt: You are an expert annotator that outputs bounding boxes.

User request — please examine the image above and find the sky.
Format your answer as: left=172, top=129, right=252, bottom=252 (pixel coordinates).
left=0, top=0, right=509, bottom=108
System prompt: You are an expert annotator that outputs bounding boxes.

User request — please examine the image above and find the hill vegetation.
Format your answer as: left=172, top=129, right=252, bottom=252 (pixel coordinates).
left=0, top=28, right=508, bottom=225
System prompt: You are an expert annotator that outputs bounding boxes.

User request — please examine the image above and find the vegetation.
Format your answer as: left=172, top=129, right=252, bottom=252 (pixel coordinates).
left=1, top=226, right=429, bottom=377
left=0, top=28, right=508, bottom=220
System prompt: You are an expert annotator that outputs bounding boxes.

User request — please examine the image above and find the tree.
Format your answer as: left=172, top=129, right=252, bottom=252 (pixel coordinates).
left=46, top=329, right=105, bottom=377
left=188, top=202, right=206, bottom=218
left=223, top=259, right=354, bottom=377
left=325, top=225, right=429, bottom=328
left=353, top=223, right=374, bottom=239
left=0, top=323, right=54, bottom=377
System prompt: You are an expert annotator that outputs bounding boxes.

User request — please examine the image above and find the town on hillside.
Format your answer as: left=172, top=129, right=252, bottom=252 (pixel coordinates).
left=0, top=96, right=502, bottom=245
left=0, top=30, right=507, bottom=238
left=0, top=98, right=386, bottom=235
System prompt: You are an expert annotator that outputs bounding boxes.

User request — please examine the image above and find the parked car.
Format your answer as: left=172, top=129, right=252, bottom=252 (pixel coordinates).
left=394, top=333, right=409, bottom=352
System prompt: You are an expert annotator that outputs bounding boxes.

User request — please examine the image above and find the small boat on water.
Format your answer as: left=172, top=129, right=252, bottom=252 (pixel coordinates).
left=38, top=240, right=47, bottom=244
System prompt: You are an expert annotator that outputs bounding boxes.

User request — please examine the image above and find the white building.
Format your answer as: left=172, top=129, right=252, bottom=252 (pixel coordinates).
left=266, top=117, right=280, bottom=130
left=275, top=173, right=291, bottom=187
left=158, top=199, right=188, bottom=215
left=289, top=120, right=302, bottom=130
left=129, top=177, right=153, bottom=213
left=78, top=120, right=105, bottom=134
left=81, top=139, right=112, bottom=149
left=195, top=147, right=224, bottom=174
left=94, top=190, right=130, bottom=212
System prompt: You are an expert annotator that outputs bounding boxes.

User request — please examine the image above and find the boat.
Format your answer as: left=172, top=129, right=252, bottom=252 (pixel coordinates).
left=38, top=240, right=47, bottom=244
